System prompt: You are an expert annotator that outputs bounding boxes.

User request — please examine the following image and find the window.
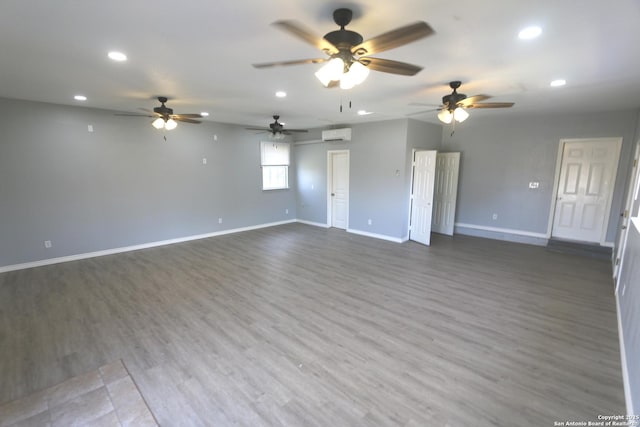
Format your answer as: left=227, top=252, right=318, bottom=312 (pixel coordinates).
left=261, top=141, right=290, bottom=190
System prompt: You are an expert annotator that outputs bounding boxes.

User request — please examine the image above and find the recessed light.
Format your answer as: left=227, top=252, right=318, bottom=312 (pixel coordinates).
left=275, top=91, right=287, bottom=98
left=550, top=79, right=566, bottom=87
left=518, top=26, right=542, bottom=40
left=200, top=112, right=210, bottom=117
left=74, top=95, right=87, bottom=101
left=108, top=51, right=127, bottom=61
left=357, top=110, right=373, bottom=116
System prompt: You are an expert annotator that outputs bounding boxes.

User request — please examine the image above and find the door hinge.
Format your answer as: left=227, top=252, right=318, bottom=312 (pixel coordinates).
left=615, top=258, right=620, bottom=266
left=634, top=159, right=638, bottom=167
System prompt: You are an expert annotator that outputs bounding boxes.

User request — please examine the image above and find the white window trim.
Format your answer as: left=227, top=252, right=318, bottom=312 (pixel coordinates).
left=261, top=141, right=290, bottom=191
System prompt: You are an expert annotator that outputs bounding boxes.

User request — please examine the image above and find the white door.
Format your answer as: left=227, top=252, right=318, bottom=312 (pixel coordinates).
left=552, top=138, right=622, bottom=243
left=410, top=150, right=437, bottom=245
left=328, top=150, right=349, bottom=229
left=432, top=152, right=460, bottom=236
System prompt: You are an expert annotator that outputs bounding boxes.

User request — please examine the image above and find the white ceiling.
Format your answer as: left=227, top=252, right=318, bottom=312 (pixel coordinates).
left=2, top=0, right=640, bottom=130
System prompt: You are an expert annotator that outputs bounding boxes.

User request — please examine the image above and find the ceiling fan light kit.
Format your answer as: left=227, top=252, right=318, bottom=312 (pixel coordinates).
left=152, top=117, right=178, bottom=130
left=315, top=57, right=345, bottom=86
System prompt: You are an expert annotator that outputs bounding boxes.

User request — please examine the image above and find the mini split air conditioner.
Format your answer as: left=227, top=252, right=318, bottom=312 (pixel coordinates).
left=321, top=128, right=352, bottom=142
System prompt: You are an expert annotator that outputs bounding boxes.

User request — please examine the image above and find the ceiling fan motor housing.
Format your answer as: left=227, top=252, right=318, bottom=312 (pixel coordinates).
left=324, top=8, right=363, bottom=64
left=443, top=82, right=467, bottom=108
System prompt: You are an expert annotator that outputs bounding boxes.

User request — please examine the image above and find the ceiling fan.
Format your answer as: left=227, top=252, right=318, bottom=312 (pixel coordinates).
left=245, top=115, right=308, bottom=139
left=116, top=97, right=203, bottom=130
left=437, top=81, right=514, bottom=124
left=253, top=8, right=435, bottom=89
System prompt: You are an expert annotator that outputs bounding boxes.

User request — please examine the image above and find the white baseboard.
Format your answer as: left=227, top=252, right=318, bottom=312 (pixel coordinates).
left=454, top=222, right=549, bottom=246
left=296, top=219, right=330, bottom=228
left=455, top=222, right=548, bottom=238
left=0, top=219, right=296, bottom=273
left=346, top=228, right=403, bottom=243
left=616, top=294, right=635, bottom=416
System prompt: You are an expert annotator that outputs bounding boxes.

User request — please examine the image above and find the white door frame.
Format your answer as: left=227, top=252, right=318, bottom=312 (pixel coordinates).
left=614, top=142, right=640, bottom=284
left=327, top=150, right=350, bottom=228
left=546, top=137, right=622, bottom=246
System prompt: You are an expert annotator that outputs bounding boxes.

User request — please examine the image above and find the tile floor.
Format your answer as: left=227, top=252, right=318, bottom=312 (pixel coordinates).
left=0, top=360, right=157, bottom=427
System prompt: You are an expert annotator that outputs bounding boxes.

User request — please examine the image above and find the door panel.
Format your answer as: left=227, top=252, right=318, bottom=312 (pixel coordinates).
left=330, top=151, right=349, bottom=229
left=432, top=153, right=460, bottom=236
left=552, top=138, right=621, bottom=243
left=410, top=150, right=437, bottom=245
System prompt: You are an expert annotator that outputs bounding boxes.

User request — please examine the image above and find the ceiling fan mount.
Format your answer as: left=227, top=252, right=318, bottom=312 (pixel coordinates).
left=442, top=81, right=468, bottom=109
left=270, top=115, right=284, bottom=132
left=153, top=97, right=174, bottom=117
left=324, top=9, right=363, bottom=49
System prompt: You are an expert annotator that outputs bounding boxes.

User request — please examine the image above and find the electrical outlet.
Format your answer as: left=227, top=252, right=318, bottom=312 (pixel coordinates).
left=529, top=181, right=540, bottom=189
left=202, top=158, right=207, bottom=165
left=213, top=134, right=217, bottom=141
left=285, top=209, right=289, bottom=214
left=218, top=218, right=222, bottom=224
left=87, top=124, right=94, bottom=132
left=367, top=219, right=372, bottom=225
left=44, top=240, right=52, bottom=249
left=492, top=213, right=498, bottom=220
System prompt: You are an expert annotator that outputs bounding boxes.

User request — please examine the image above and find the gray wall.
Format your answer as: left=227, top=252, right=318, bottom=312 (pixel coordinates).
left=295, top=118, right=441, bottom=240
left=0, top=98, right=296, bottom=268
left=442, top=110, right=638, bottom=242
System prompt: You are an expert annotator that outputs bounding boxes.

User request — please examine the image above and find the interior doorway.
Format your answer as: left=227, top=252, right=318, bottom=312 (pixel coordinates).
left=550, top=137, right=622, bottom=244
left=327, top=150, right=349, bottom=229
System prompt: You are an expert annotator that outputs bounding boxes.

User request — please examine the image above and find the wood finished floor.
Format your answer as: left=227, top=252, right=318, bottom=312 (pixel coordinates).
left=0, top=224, right=624, bottom=426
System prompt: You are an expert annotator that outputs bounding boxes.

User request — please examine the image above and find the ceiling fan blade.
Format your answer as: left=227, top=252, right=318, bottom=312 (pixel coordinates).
left=283, top=129, right=309, bottom=133
left=272, top=20, right=339, bottom=54
left=173, top=117, right=201, bottom=124
left=407, top=109, right=439, bottom=117
left=466, top=102, right=515, bottom=109
left=352, top=21, right=434, bottom=56
left=409, top=102, right=440, bottom=107
left=173, top=113, right=203, bottom=119
left=115, top=113, right=156, bottom=117
left=359, top=57, right=423, bottom=76
left=458, top=95, right=491, bottom=106
left=253, top=57, right=328, bottom=69
left=245, top=127, right=269, bottom=131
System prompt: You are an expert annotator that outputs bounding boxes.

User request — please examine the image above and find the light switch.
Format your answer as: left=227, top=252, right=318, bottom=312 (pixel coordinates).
left=529, top=181, right=540, bottom=189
